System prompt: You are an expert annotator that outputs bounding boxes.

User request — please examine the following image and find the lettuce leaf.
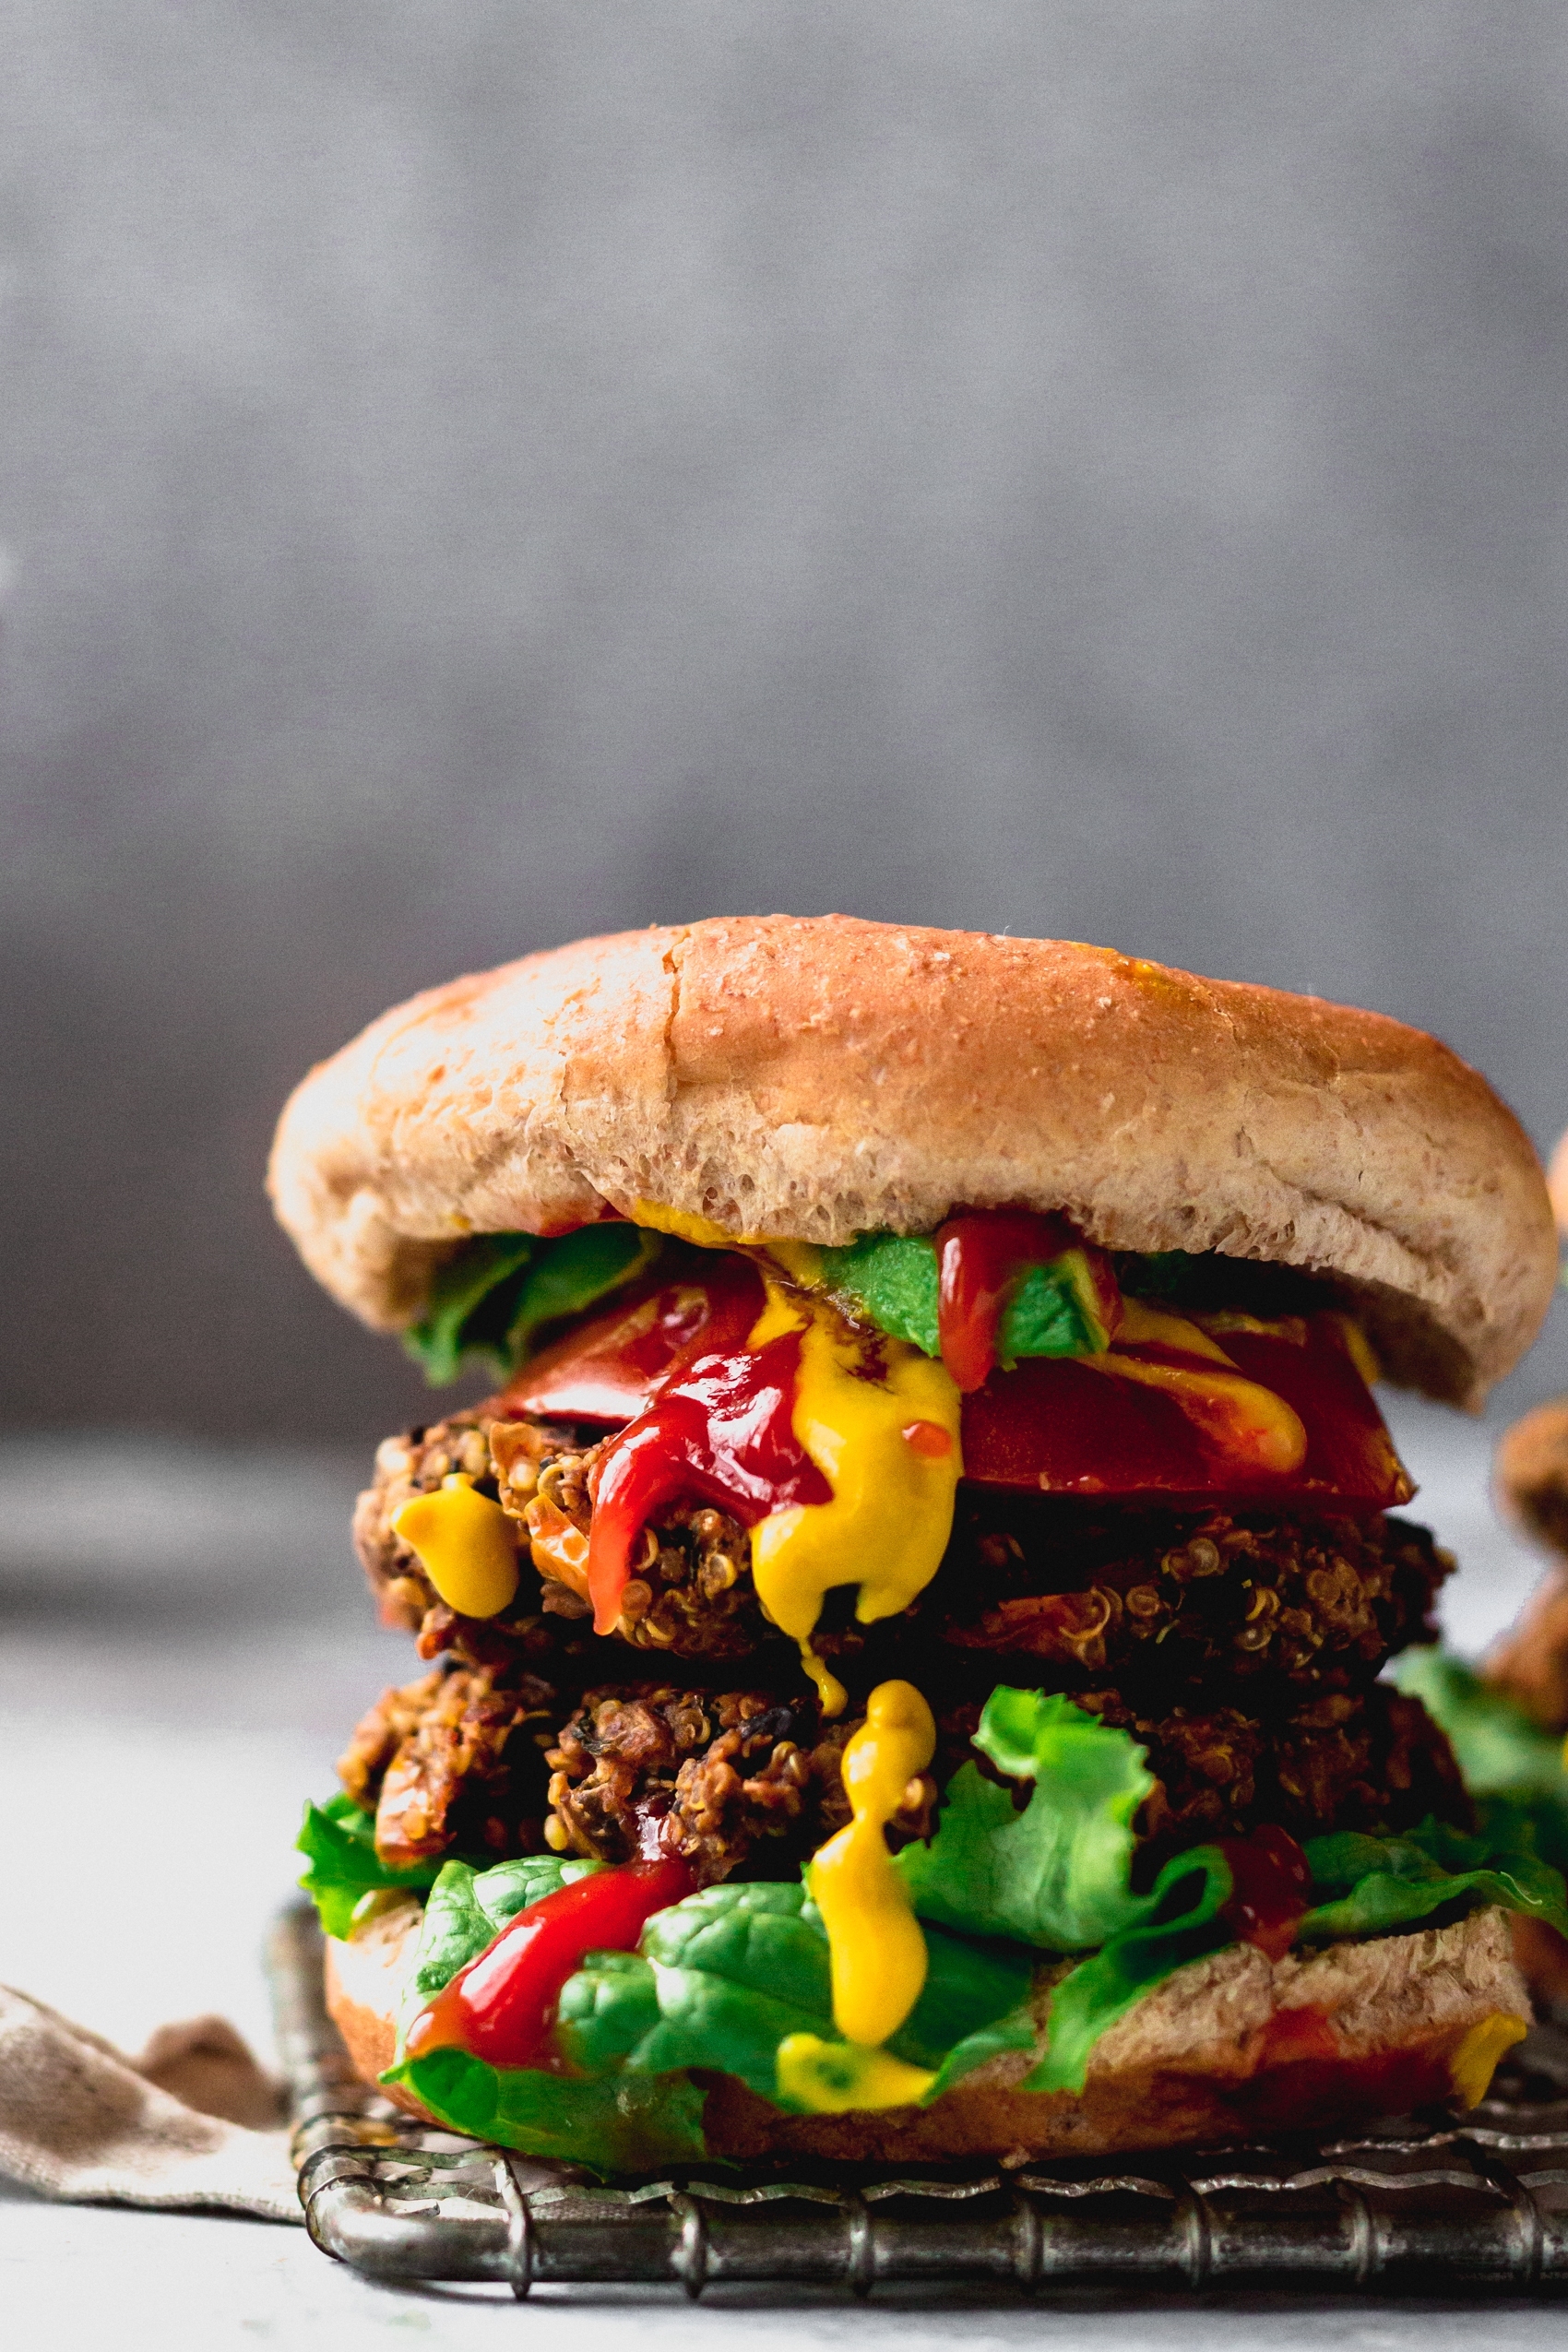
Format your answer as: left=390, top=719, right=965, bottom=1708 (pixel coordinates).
left=897, top=1687, right=1155, bottom=1950
left=385, top=2042, right=707, bottom=2170
left=1030, top=1801, right=1568, bottom=2097
left=1300, top=1811, right=1568, bottom=1942
left=1027, top=1846, right=1233, bottom=2095
left=403, top=1225, right=658, bottom=1384
left=1392, top=1647, right=1568, bottom=1872
left=396, top=1855, right=603, bottom=2046
left=296, top=1794, right=454, bottom=1941
left=557, top=1880, right=1036, bottom=2109
left=815, top=1233, right=1109, bottom=1363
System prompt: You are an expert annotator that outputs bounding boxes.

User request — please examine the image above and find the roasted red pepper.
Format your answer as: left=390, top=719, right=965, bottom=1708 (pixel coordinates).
left=406, top=1858, right=696, bottom=2072
left=958, top=1313, right=1410, bottom=1506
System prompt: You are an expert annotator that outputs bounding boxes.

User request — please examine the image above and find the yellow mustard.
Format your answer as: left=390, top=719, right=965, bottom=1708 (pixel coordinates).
left=1448, top=2012, right=1527, bottom=2108
left=749, top=1286, right=963, bottom=1713
left=775, top=2032, right=936, bottom=2114
left=808, top=1679, right=936, bottom=2048
left=1089, top=1299, right=1309, bottom=1477
left=631, top=1201, right=750, bottom=1249
left=629, top=1205, right=963, bottom=1710
left=391, top=1474, right=520, bottom=1619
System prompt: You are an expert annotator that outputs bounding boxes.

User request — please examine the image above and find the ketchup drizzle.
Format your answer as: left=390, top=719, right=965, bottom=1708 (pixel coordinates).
left=936, top=1209, right=1118, bottom=1393
left=586, top=1326, right=830, bottom=1633
left=1218, top=1824, right=1312, bottom=1963
left=406, top=1857, right=695, bottom=2073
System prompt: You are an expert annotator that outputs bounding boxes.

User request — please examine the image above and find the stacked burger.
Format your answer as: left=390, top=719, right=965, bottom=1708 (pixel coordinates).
left=274, top=917, right=1567, bottom=2168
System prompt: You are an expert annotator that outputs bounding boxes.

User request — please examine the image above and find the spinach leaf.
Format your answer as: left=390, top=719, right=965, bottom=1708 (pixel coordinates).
left=403, top=1225, right=658, bottom=1384
left=557, top=1879, right=1035, bottom=2111
left=396, top=1855, right=603, bottom=2045
left=385, top=2043, right=707, bottom=2171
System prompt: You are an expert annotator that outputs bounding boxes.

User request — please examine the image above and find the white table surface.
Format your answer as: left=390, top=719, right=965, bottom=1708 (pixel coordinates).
left=1, top=1400, right=1563, bottom=2346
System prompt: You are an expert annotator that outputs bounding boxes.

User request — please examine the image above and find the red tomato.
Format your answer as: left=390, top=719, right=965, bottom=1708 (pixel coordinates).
left=959, top=1313, right=1410, bottom=1507
left=499, top=1257, right=763, bottom=1423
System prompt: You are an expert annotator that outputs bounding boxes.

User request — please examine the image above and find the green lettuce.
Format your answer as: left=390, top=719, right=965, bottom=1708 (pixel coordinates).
left=1300, top=1811, right=1568, bottom=1942
left=897, top=1687, right=1156, bottom=1949
left=816, top=1233, right=1110, bottom=1364
left=1026, top=1846, right=1234, bottom=2094
left=1392, top=1647, right=1568, bottom=1872
left=403, top=1225, right=659, bottom=1384
left=396, top=1855, right=603, bottom=2045
left=296, top=1794, right=455, bottom=1940
left=385, top=2043, right=707, bottom=2171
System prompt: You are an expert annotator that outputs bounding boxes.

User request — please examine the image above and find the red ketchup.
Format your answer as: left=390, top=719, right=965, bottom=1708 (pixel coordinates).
left=937, top=1210, right=1120, bottom=1393
left=406, top=1858, right=695, bottom=2072
left=586, top=1330, right=831, bottom=1633
left=1218, top=1824, right=1312, bottom=1963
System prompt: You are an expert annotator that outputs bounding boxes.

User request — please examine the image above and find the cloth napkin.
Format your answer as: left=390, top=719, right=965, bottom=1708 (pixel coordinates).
left=0, top=1986, right=302, bottom=2222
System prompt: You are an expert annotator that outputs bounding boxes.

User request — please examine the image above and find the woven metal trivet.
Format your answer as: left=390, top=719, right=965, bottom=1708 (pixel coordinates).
left=269, top=1901, right=1568, bottom=2297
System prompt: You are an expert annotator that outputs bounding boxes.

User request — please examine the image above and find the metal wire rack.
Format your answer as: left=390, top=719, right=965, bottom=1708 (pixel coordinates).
left=269, top=1901, right=1568, bottom=2298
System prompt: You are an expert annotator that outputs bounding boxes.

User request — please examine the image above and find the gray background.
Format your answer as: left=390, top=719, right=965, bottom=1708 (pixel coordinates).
left=4, top=0, right=1566, bottom=1448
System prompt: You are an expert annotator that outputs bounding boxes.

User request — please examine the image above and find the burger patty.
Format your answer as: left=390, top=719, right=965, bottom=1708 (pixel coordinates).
left=339, top=1659, right=1467, bottom=1886
left=338, top=1660, right=561, bottom=1870
left=355, top=1408, right=1448, bottom=1698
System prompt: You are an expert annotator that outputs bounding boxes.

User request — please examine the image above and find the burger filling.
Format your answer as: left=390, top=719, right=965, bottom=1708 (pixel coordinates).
left=300, top=1210, right=1564, bottom=2167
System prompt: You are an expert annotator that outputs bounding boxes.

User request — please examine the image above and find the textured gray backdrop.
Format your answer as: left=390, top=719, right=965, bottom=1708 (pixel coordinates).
left=3, top=2, right=1565, bottom=1444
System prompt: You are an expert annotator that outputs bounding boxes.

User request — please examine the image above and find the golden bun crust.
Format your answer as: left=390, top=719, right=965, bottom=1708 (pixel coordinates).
left=323, top=1900, right=1527, bottom=2165
left=268, top=915, right=1557, bottom=1406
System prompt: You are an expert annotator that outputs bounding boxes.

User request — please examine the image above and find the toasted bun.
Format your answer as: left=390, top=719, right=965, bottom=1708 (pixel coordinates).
left=269, top=917, right=1556, bottom=1406
left=324, top=1900, right=1528, bottom=2164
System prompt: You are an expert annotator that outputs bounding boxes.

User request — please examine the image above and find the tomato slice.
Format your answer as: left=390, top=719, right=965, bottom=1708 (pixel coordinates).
left=958, top=1313, right=1410, bottom=1507
left=499, top=1256, right=764, bottom=1423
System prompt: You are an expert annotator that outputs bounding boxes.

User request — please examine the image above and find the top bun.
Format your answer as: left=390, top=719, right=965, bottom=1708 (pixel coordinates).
left=267, top=916, right=1557, bottom=1407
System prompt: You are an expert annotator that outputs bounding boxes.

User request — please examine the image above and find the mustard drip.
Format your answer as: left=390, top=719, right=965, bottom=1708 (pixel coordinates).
left=775, top=2033, right=936, bottom=2114
left=748, top=1285, right=963, bottom=1715
left=391, top=1475, right=520, bottom=1619
left=808, top=1679, right=935, bottom=2048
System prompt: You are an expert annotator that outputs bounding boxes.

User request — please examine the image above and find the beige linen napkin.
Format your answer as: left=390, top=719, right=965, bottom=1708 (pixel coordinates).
left=0, top=1986, right=301, bottom=2221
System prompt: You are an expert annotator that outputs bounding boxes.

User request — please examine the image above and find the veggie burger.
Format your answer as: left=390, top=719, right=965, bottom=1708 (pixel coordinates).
left=270, top=915, right=1564, bottom=2169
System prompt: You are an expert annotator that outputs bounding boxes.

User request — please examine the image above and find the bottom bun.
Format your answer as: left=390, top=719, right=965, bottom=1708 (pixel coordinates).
left=324, top=1899, right=1529, bottom=2163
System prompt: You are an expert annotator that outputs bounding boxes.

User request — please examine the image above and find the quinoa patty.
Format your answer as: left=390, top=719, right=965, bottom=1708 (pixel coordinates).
left=355, top=1409, right=1447, bottom=1699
